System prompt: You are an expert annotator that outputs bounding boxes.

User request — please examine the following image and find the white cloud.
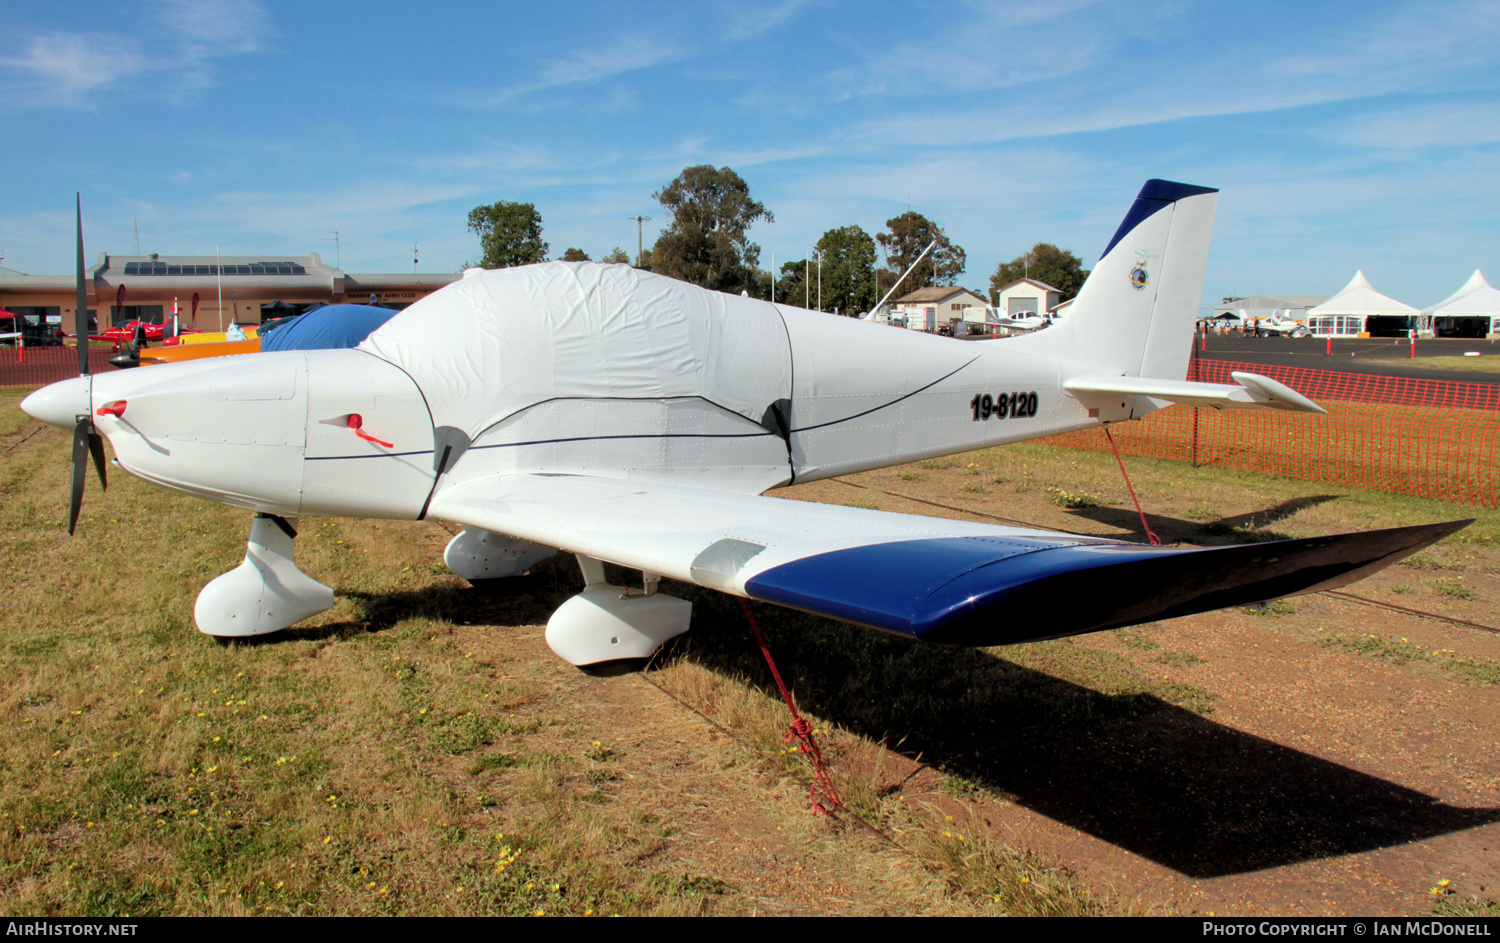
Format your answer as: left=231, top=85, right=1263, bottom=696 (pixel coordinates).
left=160, top=0, right=272, bottom=94
left=1273, top=0, right=1500, bottom=83
left=209, top=181, right=476, bottom=239
left=0, top=33, right=147, bottom=105
left=1322, top=101, right=1500, bottom=150
left=0, top=1, right=270, bottom=108
left=724, top=0, right=820, bottom=41
left=160, top=0, right=269, bottom=54
left=482, top=33, right=682, bottom=106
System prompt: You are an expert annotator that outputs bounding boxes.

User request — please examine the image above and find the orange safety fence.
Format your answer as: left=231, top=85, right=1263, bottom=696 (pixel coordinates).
left=1041, top=359, right=1500, bottom=509
left=0, top=345, right=118, bottom=390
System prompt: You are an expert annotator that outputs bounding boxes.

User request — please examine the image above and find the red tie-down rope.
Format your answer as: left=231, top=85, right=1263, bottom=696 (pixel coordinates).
left=739, top=598, right=846, bottom=816
left=1104, top=425, right=1162, bottom=546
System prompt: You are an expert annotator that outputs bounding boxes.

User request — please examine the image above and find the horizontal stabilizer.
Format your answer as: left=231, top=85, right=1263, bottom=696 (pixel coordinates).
left=1064, top=371, right=1326, bottom=413
left=430, top=474, right=1463, bottom=647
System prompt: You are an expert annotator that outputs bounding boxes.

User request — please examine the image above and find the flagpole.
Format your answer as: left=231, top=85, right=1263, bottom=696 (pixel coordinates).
left=216, top=246, right=224, bottom=331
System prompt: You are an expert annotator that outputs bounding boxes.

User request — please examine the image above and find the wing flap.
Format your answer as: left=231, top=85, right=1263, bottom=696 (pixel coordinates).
left=429, top=474, right=1465, bottom=646
left=428, top=474, right=1095, bottom=589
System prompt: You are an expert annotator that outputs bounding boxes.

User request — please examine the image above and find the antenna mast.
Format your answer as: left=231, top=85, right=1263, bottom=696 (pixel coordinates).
left=873, top=239, right=938, bottom=313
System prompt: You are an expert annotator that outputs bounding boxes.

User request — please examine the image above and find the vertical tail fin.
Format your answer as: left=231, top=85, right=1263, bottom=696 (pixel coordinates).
left=1028, top=180, right=1218, bottom=381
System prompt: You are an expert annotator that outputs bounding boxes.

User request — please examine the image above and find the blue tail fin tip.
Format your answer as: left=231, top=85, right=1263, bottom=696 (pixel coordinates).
left=1101, top=178, right=1220, bottom=260
left=1138, top=179, right=1219, bottom=202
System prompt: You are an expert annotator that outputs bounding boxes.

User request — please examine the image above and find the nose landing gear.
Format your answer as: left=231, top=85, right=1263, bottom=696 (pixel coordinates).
left=194, top=513, right=334, bottom=638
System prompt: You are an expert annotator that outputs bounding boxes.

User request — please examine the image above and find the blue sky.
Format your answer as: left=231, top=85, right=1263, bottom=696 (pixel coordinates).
left=3, top=0, right=1499, bottom=310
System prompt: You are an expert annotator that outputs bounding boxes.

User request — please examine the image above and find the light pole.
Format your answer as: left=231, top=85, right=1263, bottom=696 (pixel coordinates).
left=816, top=248, right=823, bottom=312
left=628, top=215, right=651, bottom=267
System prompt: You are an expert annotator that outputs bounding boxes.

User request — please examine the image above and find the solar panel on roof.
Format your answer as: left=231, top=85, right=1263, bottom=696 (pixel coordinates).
left=112, top=261, right=308, bottom=277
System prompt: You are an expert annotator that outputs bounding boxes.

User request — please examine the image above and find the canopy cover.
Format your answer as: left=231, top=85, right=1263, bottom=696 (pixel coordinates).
left=1308, top=270, right=1419, bottom=316
left=358, top=262, right=793, bottom=441
left=261, top=304, right=399, bottom=353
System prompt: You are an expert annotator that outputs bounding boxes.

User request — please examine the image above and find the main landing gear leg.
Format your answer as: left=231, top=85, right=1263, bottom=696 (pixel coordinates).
left=194, top=513, right=334, bottom=638
left=544, top=554, right=690, bottom=667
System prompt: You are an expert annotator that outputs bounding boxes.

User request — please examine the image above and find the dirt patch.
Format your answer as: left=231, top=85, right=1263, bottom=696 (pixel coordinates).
left=744, top=455, right=1500, bottom=916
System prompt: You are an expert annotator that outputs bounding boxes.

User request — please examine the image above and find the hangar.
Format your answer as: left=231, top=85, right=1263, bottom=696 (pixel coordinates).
left=0, top=252, right=458, bottom=345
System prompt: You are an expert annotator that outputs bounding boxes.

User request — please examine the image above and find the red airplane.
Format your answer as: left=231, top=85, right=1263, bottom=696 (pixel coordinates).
left=74, top=292, right=203, bottom=351
left=89, top=317, right=203, bottom=348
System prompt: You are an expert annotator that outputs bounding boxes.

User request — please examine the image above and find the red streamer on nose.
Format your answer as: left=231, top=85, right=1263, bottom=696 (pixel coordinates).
left=346, top=414, right=393, bottom=449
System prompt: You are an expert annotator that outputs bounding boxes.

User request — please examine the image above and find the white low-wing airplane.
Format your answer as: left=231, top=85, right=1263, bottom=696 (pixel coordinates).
left=1238, top=311, right=1311, bottom=337
left=987, top=312, right=1049, bottom=334
left=24, top=181, right=1465, bottom=666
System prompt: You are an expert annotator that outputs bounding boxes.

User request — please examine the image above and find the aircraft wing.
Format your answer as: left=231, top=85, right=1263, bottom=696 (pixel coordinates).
left=429, top=474, right=1463, bottom=646
left=1064, top=371, right=1326, bottom=413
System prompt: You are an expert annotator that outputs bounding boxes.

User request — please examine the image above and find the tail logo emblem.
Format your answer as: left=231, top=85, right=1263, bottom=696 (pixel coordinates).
left=1129, top=249, right=1154, bottom=291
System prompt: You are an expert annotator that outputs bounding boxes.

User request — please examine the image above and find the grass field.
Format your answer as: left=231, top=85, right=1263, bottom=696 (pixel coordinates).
left=0, top=391, right=1123, bottom=916
left=1405, top=355, right=1500, bottom=374
left=2, top=389, right=1498, bottom=917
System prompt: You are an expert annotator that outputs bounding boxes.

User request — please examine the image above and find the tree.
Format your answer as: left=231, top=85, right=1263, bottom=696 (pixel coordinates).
left=772, top=227, right=879, bottom=313
left=600, top=247, right=630, bottom=264
left=874, top=212, right=966, bottom=299
left=814, top=225, right=877, bottom=315
left=467, top=200, right=548, bottom=268
left=989, top=243, right=1089, bottom=305
left=777, top=258, right=811, bottom=306
left=560, top=247, right=591, bottom=262
left=649, top=165, right=773, bottom=294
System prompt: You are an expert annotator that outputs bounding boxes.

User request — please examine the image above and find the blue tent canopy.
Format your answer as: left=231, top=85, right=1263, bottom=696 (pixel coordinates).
left=259, top=304, right=399, bottom=353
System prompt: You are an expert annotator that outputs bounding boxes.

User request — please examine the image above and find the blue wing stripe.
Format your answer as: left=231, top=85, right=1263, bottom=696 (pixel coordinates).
left=744, top=522, right=1465, bottom=646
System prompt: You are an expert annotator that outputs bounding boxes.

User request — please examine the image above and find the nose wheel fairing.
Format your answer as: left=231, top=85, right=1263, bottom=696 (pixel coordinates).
left=195, top=514, right=334, bottom=637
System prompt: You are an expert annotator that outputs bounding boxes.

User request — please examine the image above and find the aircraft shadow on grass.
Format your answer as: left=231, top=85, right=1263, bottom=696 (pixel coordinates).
left=671, top=598, right=1499, bottom=879
left=1064, top=494, right=1345, bottom=547
left=259, top=549, right=1497, bottom=879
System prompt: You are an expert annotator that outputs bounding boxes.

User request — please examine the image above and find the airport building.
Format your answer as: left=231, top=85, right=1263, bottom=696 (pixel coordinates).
left=994, top=278, right=1063, bottom=320
left=0, top=252, right=458, bottom=344
left=889, top=286, right=989, bottom=331
left=1211, top=294, right=1327, bottom=324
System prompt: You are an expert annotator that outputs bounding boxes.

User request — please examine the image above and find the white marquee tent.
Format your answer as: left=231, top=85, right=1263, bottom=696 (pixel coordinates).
left=1306, top=271, right=1419, bottom=337
left=1422, top=270, right=1500, bottom=339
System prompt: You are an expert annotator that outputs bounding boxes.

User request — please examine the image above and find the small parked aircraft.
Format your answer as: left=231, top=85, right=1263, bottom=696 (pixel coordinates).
left=1233, top=311, right=1310, bottom=337
left=1257, top=314, right=1311, bottom=337
left=987, top=312, right=1049, bottom=334
left=23, top=183, right=1465, bottom=666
